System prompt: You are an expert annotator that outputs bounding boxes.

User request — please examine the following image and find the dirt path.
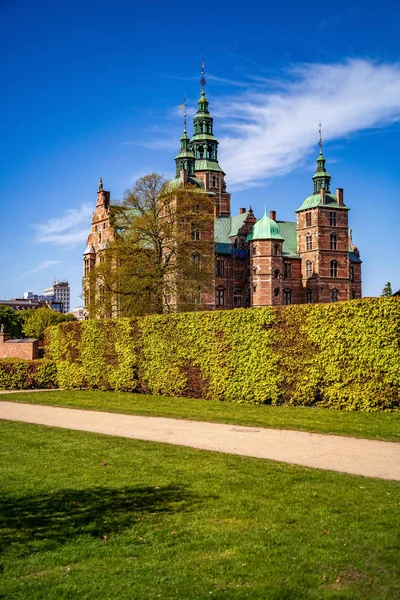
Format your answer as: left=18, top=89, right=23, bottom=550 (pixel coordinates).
left=0, top=400, right=399, bottom=481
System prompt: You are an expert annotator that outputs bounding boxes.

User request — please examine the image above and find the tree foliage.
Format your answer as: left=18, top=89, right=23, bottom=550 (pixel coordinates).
left=0, top=307, right=25, bottom=337
left=85, top=173, right=215, bottom=317
left=22, top=307, right=76, bottom=340
left=381, top=282, right=393, bottom=297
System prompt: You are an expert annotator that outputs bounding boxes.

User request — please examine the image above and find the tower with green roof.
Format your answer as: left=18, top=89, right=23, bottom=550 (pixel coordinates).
left=295, top=136, right=362, bottom=304
left=247, top=208, right=288, bottom=307
left=189, top=61, right=231, bottom=217
left=174, top=126, right=196, bottom=178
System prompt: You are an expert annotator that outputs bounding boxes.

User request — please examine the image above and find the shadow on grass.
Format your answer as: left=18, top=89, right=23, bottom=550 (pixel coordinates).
left=0, top=484, right=196, bottom=554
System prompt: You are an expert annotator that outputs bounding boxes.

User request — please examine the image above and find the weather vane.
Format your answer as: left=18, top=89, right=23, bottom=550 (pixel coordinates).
left=178, top=95, right=187, bottom=131
left=200, top=56, right=206, bottom=92
left=319, top=121, right=323, bottom=152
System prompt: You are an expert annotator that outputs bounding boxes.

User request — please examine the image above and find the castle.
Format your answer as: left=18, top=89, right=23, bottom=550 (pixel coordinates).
left=84, top=73, right=362, bottom=312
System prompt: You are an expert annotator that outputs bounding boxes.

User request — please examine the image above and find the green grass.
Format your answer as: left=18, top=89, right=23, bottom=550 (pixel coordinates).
left=1, top=389, right=400, bottom=442
left=0, top=420, right=399, bottom=599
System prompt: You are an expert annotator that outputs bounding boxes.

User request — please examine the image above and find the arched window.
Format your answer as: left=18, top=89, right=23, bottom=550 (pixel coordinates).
left=207, top=145, right=212, bottom=159
left=306, top=234, right=312, bottom=251
left=284, top=289, right=292, bottom=305
left=330, top=260, right=338, bottom=277
left=273, top=244, right=279, bottom=256
left=305, top=260, right=313, bottom=278
left=198, top=145, right=204, bottom=159
left=330, top=233, right=337, bottom=250
left=284, top=262, right=292, bottom=279
left=330, top=288, right=338, bottom=303
left=191, top=253, right=200, bottom=267
left=274, top=269, right=280, bottom=279
left=306, top=288, right=313, bottom=304
left=274, top=287, right=280, bottom=297
left=216, top=287, right=225, bottom=306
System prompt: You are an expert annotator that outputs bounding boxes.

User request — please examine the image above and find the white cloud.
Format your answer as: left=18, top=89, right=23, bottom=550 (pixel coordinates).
left=214, top=59, right=400, bottom=189
left=34, top=204, right=93, bottom=245
left=14, top=259, right=61, bottom=281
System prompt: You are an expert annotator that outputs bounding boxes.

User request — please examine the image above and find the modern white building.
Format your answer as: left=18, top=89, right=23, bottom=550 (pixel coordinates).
left=44, top=280, right=70, bottom=314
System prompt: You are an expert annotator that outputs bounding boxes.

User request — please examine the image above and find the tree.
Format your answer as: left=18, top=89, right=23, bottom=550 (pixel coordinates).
left=381, top=282, right=393, bottom=297
left=22, top=307, right=76, bottom=339
left=0, top=306, right=25, bottom=337
left=85, top=173, right=215, bottom=317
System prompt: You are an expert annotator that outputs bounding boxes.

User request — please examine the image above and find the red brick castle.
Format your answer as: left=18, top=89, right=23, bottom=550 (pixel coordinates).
left=84, top=71, right=362, bottom=311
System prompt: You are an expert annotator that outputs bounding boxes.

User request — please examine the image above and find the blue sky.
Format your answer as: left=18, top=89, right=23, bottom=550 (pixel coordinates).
left=1, top=0, right=399, bottom=308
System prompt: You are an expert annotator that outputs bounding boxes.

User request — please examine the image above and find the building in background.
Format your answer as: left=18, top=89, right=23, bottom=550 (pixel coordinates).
left=44, top=280, right=70, bottom=314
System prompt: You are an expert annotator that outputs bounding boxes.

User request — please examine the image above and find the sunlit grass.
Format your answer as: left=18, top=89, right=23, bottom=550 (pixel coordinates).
left=0, top=420, right=399, bottom=599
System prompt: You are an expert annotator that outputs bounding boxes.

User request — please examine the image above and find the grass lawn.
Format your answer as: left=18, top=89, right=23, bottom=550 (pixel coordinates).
left=1, top=389, right=400, bottom=442
left=0, top=420, right=399, bottom=599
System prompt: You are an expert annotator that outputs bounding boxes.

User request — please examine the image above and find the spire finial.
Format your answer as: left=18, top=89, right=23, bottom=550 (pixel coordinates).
left=98, top=176, right=103, bottom=192
left=200, top=56, right=206, bottom=93
left=179, top=95, right=187, bottom=132
left=319, top=121, right=323, bottom=153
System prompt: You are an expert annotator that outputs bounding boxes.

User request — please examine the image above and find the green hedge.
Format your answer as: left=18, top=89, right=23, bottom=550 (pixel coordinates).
left=45, top=298, right=400, bottom=411
left=0, top=359, right=57, bottom=390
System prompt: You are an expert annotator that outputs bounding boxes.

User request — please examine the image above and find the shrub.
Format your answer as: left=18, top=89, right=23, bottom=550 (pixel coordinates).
left=0, top=359, right=57, bottom=390
left=45, top=298, right=400, bottom=411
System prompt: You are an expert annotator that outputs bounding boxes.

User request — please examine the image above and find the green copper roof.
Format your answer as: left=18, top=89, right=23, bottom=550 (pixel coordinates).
left=195, top=159, right=223, bottom=172
left=229, top=212, right=250, bottom=237
left=190, top=133, right=218, bottom=142
left=296, top=193, right=350, bottom=212
left=246, top=209, right=284, bottom=241
left=166, top=176, right=207, bottom=191
left=278, top=221, right=299, bottom=257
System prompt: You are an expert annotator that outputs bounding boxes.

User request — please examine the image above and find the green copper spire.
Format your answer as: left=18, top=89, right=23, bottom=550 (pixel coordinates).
left=175, top=96, right=196, bottom=177
left=312, top=123, right=331, bottom=193
left=190, top=58, right=223, bottom=173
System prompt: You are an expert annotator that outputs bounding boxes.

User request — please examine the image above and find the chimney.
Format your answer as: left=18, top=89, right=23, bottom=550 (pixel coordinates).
left=270, top=210, right=276, bottom=221
left=336, top=188, right=344, bottom=206
left=320, top=187, right=326, bottom=204
left=239, top=207, right=246, bottom=214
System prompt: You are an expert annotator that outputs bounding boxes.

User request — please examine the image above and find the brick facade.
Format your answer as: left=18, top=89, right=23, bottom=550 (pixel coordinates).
left=83, top=84, right=362, bottom=312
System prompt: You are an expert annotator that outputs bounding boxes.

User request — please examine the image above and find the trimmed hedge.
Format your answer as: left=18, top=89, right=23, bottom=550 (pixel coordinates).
left=0, top=359, right=57, bottom=390
left=45, top=298, right=400, bottom=411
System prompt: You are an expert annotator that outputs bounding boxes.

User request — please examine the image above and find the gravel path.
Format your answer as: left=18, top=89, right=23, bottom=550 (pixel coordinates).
left=0, top=400, right=399, bottom=481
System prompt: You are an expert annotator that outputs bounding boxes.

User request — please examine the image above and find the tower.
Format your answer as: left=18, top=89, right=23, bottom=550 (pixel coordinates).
left=295, top=133, right=361, bottom=303
left=247, top=208, right=285, bottom=306
left=190, top=61, right=231, bottom=217
left=83, top=178, right=113, bottom=313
